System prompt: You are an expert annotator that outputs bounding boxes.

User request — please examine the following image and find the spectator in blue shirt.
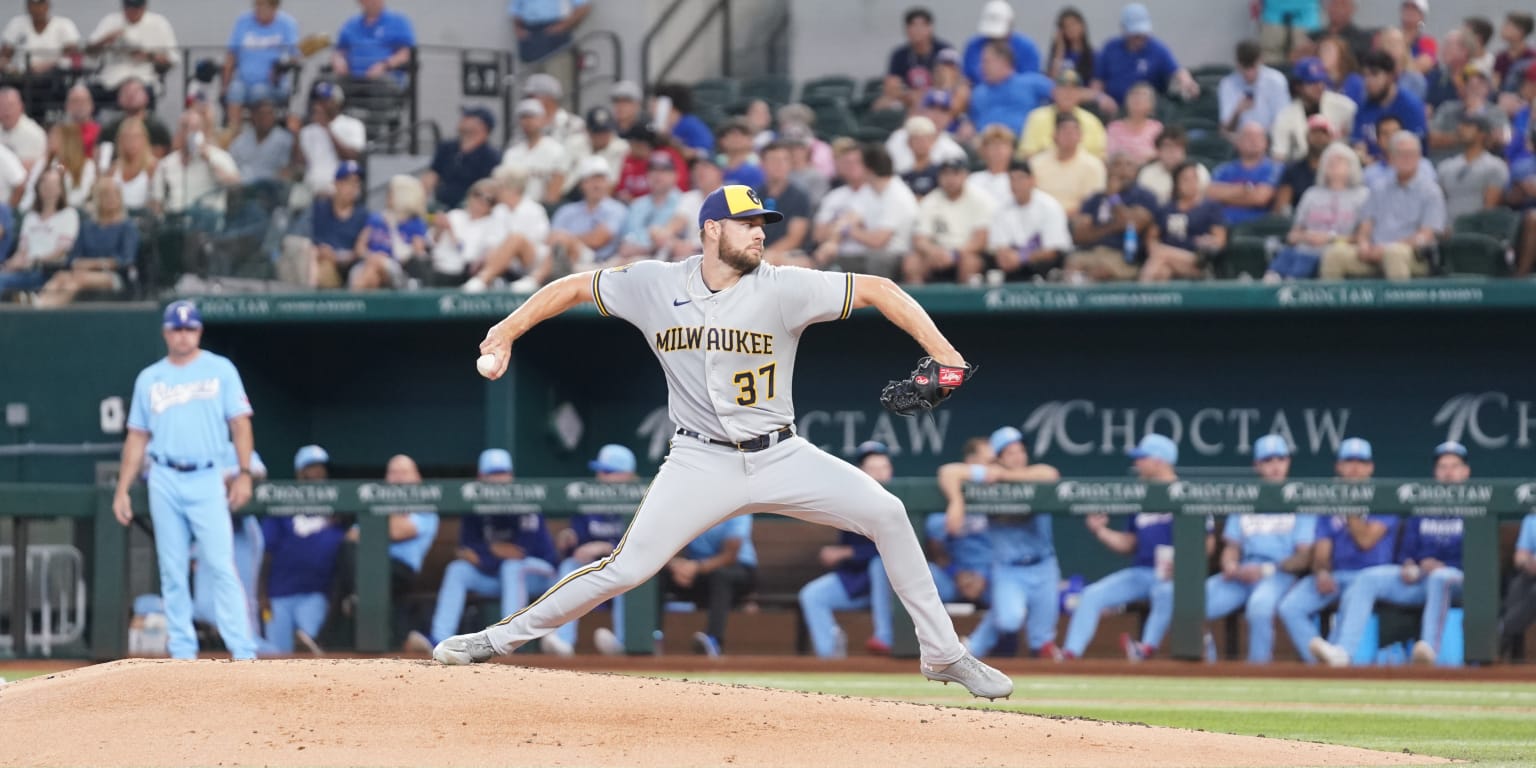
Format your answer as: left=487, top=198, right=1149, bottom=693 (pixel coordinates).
left=667, top=515, right=757, bottom=657
left=962, top=1, right=1040, bottom=85
left=1219, top=40, right=1292, bottom=134
left=416, top=449, right=558, bottom=650
left=1352, top=50, right=1427, bottom=159
left=1143, top=161, right=1228, bottom=281
left=353, top=174, right=428, bottom=291
left=1311, top=441, right=1470, bottom=667
left=1501, top=506, right=1536, bottom=660
left=651, top=82, right=714, bottom=158
left=423, top=106, right=500, bottom=210
left=1207, top=121, right=1282, bottom=226
left=297, top=161, right=369, bottom=288
left=1091, top=3, right=1197, bottom=114
left=331, top=454, right=440, bottom=651
left=968, top=41, right=1053, bottom=135
left=548, top=155, right=628, bottom=268
left=331, top=0, right=415, bottom=87
left=37, top=178, right=137, bottom=306
left=876, top=7, right=953, bottom=112
left=509, top=0, right=590, bottom=64
left=715, top=118, right=764, bottom=191
left=222, top=0, right=298, bottom=130
left=1278, top=437, right=1399, bottom=664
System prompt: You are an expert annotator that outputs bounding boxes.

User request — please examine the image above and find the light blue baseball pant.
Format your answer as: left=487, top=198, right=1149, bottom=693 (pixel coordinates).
left=430, top=557, right=557, bottom=643
left=799, top=572, right=870, bottom=658
left=967, top=559, right=1061, bottom=657
left=553, top=556, right=626, bottom=647
left=259, top=592, right=329, bottom=654
left=147, top=465, right=257, bottom=660
left=193, top=515, right=263, bottom=635
left=1332, top=564, right=1465, bottom=664
left=1277, top=569, right=1363, bottom=663
left=1063, top=566, right=1156, bottom=658
left=1204, top=571, right=1298, bottom=662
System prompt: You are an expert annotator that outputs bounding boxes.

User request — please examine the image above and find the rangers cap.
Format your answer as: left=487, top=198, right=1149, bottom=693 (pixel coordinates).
left=697, top=184, right=784, bottom=229
left=478, top=448, right=513, bottom=476
left=1253, top=434, right=1291, bottom=461
left=589, top=444, right=637, bottom=474
left=1433, top=440, right=1467, bottom=458
left=1128, top=433, right=1179, bottom=465
left=1337, top=437, right=1373, bottom=462
left=989, top=426, right=1023, bottom=455
left=293, top=444, right=329, bottom=471
left=162, top=300, right=202, bottom=329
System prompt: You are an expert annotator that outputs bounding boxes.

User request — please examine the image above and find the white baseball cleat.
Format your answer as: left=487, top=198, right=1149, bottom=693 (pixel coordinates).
left=1309, top=637, right=1350, bottom=668
left=433, top=632, right=497, bottom=665
left=921, top=652, right=1014, bottom=700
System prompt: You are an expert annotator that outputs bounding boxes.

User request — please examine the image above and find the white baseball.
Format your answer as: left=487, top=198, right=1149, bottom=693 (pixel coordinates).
left=476, top=353, right=499, bottom=378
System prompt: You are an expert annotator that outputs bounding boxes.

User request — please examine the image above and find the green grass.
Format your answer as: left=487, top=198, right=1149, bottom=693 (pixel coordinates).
left=0, top=667, right=67, bottom=683
left=649, top=673, right=1536, bottom=766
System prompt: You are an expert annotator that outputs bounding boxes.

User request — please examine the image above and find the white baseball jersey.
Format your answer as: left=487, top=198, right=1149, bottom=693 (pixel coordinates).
left=591, top=256, right=854, bottom=443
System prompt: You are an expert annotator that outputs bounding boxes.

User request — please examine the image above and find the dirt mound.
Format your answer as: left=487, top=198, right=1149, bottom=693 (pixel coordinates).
left=0, top=659, right=1441, bottom=768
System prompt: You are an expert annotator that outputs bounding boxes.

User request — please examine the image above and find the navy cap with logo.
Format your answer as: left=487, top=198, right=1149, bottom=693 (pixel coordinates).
left=855, top=440, right=890, bottom=463
left=460, top=105, right=495, bottom=132
left=162, top=300, right=202, bottom=330
left=586, top=106, right=617, bottom=133
left=334, top=159, right=361, bottom=181
left=697, top=185, right=784, bottom=230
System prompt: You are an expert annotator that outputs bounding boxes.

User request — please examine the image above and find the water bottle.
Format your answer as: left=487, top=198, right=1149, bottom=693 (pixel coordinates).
left=652, top=629, right=665, bottom=656
left=1122, top=222, right=1139, bottom=265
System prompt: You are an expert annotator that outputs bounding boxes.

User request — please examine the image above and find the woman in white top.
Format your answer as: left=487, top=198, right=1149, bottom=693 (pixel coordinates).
left=431, top=177, right=506, bottom=286
left=0, top=166, right=78, bottom=300
left=19, top=123, right=95, bottom=210
left=107, top=116, right=156, bottom=211
left=1268, top=142, right=1369, bottom=281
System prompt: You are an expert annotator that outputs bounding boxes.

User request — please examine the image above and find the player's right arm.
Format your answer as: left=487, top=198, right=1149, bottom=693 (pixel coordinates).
left=113, top=429, right=148, bottom=526
left=477, top=271, right=599, bottom=380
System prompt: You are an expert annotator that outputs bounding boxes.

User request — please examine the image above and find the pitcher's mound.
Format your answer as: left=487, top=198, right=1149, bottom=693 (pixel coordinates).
left=1, top=659, right=1440, bottom=768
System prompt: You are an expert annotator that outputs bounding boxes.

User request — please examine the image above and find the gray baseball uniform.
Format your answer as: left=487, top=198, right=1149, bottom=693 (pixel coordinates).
left=481, top=256, right=967, bottom=665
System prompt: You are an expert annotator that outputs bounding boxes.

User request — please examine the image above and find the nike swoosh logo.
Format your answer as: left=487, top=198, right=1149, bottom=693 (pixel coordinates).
left=673, top=299, right=691, bottom=306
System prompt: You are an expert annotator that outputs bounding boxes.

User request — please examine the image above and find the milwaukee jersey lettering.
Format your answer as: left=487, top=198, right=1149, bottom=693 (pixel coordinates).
left=591, top=256, right=854, bottom=442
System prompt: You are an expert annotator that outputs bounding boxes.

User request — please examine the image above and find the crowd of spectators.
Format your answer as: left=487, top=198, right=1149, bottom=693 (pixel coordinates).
left=6, top=0, right=1536, bottom=304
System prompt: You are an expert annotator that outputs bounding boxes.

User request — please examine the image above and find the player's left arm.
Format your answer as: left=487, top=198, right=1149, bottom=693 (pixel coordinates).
left=479, top=272, right=599, bottom=379
left=851, top=276, right=964, bottom=366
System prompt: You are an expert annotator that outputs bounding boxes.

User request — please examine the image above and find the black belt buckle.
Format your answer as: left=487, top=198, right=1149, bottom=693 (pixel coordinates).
left=735, top=426, right=792, bottom=452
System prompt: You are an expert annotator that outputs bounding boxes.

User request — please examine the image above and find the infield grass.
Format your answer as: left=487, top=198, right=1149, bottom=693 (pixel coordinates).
left=654, top=672, right=1536, bottom=767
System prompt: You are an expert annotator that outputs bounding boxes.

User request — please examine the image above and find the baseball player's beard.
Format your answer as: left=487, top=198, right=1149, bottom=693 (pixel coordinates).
left=717, top=240, right=763, bottom=274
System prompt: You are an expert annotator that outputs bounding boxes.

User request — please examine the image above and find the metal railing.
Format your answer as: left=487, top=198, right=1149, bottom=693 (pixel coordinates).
left=642, top=0, right=734, bottom=88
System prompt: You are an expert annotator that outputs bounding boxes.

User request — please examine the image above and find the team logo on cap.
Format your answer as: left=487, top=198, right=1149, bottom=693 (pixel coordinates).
left=745, top=188, right=763, bottom=206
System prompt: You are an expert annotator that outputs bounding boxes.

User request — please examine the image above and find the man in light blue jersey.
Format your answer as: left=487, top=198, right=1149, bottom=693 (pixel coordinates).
left=1141, top=435, right=1314, bottom=663
left=114, top=300, right=258, bottom=660
left=191, top=448, right=268, bottom=646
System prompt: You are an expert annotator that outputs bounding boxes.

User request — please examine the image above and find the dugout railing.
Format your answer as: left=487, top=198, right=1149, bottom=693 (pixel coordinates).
left=0, top=478, right=1523, bottom=663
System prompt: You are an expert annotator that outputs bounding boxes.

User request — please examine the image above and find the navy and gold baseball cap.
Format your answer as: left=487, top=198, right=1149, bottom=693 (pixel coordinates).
left=697, top=184, right=783, bottom=230
left=162, top=300, right=202, bottom=330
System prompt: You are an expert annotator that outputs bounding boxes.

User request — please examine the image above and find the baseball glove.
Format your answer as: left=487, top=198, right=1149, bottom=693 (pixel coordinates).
left=879, top=357, right=978, bottom=416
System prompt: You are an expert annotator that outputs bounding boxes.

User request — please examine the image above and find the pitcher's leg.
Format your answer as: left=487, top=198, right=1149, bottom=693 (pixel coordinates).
left=750, top=440, right=964, bottom=665
left=481, top=443, right=745, bottom=655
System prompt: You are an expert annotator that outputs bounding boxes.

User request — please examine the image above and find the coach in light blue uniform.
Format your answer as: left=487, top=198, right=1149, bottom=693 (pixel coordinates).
left=113, top=301, right=258, bottom=660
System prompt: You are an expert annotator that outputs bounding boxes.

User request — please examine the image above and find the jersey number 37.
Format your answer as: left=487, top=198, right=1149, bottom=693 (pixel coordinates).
left=733, top=363, right=778, bottom=406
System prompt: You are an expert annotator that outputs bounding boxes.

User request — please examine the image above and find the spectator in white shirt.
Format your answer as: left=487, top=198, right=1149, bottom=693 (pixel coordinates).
left=430, top=177, right=501, bottom=286
left=296, top=82, right=366, bottom=198
left=662, top=156, right=724, bottom=261
left=1272, top=56, right=1357, bottom=162
left=0, top=165, right=77, bottom=300
left=885, top=89, right=967, bottom=174
left=473, top=165, right=552, bottom=292
left=18, top=122, right=95, bottom=210
left=1137, top=125, right=1210, bottom=205
left=0, top=0, right=79, bottom=74
left=986, top=158, right=1073, bottom=281
left=86, top=0, right=179, bottom=101
left=966, top=124, right=1015, bottom=205
left=564, top=106, right=629, bottom=196
left=0, top=87, right=45, bottom=168
left=524, top=72, right=586, bottom=147
left=150, top=110, right=241, bottom=215
left=903, top=157, right=996, bottom=284
left=811, top=143, right=918, bottom=279
left=499, top=98, right=568, bottom=207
